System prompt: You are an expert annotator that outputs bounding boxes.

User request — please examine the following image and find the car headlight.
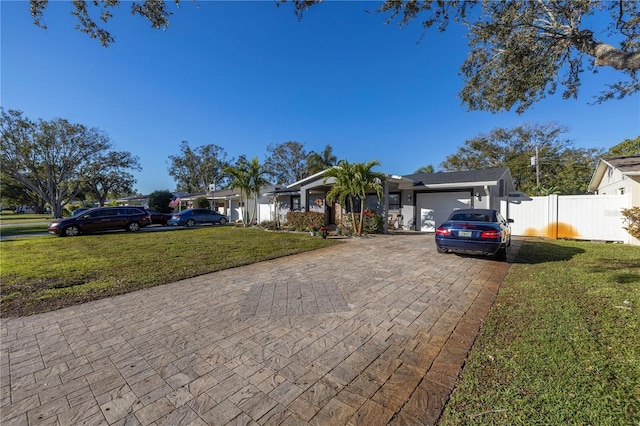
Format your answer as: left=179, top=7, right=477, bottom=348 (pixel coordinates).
left=49, top=222, right=60, bottom=228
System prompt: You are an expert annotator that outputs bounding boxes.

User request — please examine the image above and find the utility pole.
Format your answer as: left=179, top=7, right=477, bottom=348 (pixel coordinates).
left=531, top=146, right=541, bottom=195
left=535, top=145, right=540, bottom=190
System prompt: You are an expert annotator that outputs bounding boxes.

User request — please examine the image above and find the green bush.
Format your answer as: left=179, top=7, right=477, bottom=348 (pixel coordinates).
left=340, top=210, right=383, bottom=234
left=260, top=220, right=279, bottom=230
left=147, top=190, right=174, bottom=213
left=285, top=212, right=325, bottom=231
left=622, top=207, right=640, bottom=239
left=195, top=197, right=210, bottom=209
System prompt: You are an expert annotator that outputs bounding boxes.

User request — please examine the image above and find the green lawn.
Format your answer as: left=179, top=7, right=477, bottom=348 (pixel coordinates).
left=439, top=240, right=640, bottom=425
left=0, top=226, right=340, bottom=317
left=0, top=212, right=52, bottom=236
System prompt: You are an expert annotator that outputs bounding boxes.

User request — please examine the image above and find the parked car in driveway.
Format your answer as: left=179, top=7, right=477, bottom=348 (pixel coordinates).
left=48, top=207, right=151, bottom=237
left=167, top=208, right=229, bottom=227
left=145, top=209, right=172, bottom=226
left=435, top=208, right=513, bottom=260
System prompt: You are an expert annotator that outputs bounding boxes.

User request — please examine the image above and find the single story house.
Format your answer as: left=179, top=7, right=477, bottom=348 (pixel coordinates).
left=286, top=167, right=516, bottom=232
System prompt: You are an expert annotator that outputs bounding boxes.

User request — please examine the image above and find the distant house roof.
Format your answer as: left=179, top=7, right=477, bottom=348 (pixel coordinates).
left=404, top=167, right=512, bottom=189
left=180, top=189, right=241, bottom=201
left=588, top=155, right=640, bottom=192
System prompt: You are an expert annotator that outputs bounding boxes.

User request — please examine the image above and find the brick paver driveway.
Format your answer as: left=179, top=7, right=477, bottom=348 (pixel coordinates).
left=1, top=233, right=519, bottom=425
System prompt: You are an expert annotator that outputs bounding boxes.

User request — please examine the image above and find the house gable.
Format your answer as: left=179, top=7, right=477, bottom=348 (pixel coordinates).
left=588, top=155, right=640, bottom=200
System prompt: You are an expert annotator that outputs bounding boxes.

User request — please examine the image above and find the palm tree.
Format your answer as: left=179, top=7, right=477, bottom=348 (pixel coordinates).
left=223, top=159, right=252, bottom=226
left=325, top=160, right=357, bottom=234
left=415, top=164, right=435, bottom=173
left=225, top=157, right=268, bottom=225
left=324, top=159, right=385, bottom=236
left=306, top=145, right=338, bottom=175
left=247, top=157, right=268, bottom=224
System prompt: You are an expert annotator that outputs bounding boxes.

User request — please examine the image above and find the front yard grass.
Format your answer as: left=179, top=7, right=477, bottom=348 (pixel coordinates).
left=0, top=212, right=51, bottom=236
left=439, top=239, right=640, bottom=425
left=0, top=226, right=339, bottom=317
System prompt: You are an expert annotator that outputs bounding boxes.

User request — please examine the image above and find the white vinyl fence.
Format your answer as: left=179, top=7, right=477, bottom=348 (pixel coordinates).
left=500, top=194, right=634, bottom=244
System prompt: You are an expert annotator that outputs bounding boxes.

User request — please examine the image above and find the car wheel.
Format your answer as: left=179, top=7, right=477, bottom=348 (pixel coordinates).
left=127, top=222, right=141, bottom=232
left=63, top=225, right=80, bottom=237
left=219, top=217, right=228, bottom=225
left=186, top=219, right=196, bottom=227
left=495, top=246, right=507, bottom=261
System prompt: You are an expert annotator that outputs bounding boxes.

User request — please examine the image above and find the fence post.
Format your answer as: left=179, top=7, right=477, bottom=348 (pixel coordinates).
left=548, top=194, right=559, bottom=239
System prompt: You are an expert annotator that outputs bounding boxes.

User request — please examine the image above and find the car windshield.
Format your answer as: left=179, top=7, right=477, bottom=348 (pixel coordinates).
left=450, top=213, right=492, bottom=222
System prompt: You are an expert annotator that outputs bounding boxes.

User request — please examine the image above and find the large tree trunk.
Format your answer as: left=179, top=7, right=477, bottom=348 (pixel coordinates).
left=593, top=44, right=640, bottom=70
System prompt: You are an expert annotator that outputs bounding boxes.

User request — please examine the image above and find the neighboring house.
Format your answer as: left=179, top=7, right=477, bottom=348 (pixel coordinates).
left=115, top=194, right=151, bottom=207
left=179, top=189, right=242, bottom=220
left=287, top=167, right=516, bottom=232
left=587, top=155, right=640, bottom=207
left=178, top=187, right=297, bottom=224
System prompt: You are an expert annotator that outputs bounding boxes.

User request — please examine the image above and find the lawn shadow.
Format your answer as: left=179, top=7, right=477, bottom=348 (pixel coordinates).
left=588, top=257, right=640, bottom=284
left=512, top=240, right=585, bottom=265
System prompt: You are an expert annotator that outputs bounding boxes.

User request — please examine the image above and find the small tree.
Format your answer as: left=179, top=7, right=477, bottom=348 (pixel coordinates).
left=195, top=197, right=209, bottom=209
left=622, top=207, right=640, bottom=239
left=147, top=190, right=174, bottom=213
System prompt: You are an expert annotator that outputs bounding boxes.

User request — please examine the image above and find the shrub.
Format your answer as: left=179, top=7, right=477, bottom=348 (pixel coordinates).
left=147, top=190, right=174, bottom=213
left=260, top=220, right=279, bottom=230
left=340, top=209, right=383, bottom=234
left=285, top=212, right=325, bottom=231
left=621, top=207, right=640, bottom=239
left=195, top=197, right=210, bottom=209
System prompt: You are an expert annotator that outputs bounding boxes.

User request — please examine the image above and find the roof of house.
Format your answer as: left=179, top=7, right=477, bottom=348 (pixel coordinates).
left=588, top=155, right=640, bottom=192
left=602, top=155, right=640, bottom=173
left=404, top=167, right=511, bottom=188
left=289, top=167, right=513, bottom=190
left=180, top=189, right=241, bottom=200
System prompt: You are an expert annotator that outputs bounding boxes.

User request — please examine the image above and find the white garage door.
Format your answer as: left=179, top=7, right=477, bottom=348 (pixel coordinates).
left=416, top=192, right=472, bottom=232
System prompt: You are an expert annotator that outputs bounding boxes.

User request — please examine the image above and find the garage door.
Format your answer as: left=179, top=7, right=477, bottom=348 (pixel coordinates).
left=416, top=192, right=472, bottom=232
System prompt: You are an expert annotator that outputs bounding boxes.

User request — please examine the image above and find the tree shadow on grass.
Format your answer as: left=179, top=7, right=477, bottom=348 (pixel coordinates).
left=587, top=257, right=640, bottom=284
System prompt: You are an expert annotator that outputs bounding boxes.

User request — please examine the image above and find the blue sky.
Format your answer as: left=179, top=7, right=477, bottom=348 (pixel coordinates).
left=2, top=1, right=639, bottom=195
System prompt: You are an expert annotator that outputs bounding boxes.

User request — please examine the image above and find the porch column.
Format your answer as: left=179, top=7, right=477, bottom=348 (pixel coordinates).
left=383, top=180, right=390, bottom=234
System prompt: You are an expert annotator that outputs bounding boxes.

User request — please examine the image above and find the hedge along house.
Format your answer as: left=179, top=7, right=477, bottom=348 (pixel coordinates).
left=285, top=167, right=516, bottom=233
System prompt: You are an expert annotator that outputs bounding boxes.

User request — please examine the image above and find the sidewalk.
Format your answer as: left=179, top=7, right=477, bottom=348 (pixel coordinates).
left=1, top=234, right=519, bottom=425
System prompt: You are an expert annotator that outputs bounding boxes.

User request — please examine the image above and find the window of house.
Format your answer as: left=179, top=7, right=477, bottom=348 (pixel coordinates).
left=291, top=196, right=301, bottom=211
left=388, top=193, right=401, bottom=209
left=343, top=195, right=382, bottom=212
